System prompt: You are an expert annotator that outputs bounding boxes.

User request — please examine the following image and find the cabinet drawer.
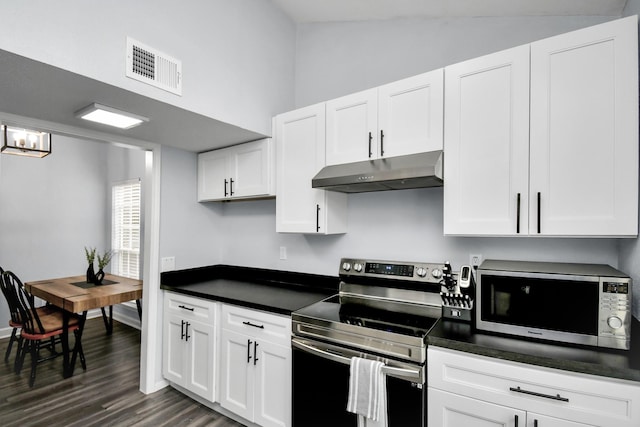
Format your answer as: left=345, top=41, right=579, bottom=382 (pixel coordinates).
left=164, top=292, right=216, bottom=323
left=428, top=347, right=640, bottom=426
left=221, top=303, right=291, bottom=346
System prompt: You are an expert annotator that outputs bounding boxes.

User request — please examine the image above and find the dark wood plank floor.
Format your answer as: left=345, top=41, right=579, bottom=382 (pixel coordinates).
left=0, top=318, right=244, bottom=427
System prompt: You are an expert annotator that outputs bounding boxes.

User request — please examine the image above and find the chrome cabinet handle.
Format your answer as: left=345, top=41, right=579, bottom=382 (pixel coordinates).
left=316, top=204, right=320, bottom=232
left=242, top=321, right=264, bottom=329
left=230, top=178, right=234, bottom=196
left=181, top=320, right=185, bottom=340
left=368, top=132, right=373, bottom=158
left=247, top=339, right=253, bottom=363
left=178, top=305, right=194, bottom=311
left=380, top=129, right=384, bottom=157
left=184, top=322, right=190, bottom=342
left=224, top=179, right=228, bottom=197
left=509, top=386, right=569, bottom=402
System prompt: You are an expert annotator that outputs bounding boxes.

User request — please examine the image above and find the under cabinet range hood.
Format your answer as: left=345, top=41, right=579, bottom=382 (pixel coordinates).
left=312, top=150, right=443, bottom=193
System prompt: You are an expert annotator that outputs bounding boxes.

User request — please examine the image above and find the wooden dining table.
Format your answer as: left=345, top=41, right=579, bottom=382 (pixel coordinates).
left=24, top=273, right=143, bottom=378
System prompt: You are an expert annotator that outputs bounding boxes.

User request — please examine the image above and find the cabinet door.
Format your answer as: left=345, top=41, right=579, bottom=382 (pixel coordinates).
left=162, top=313, right=187, bottom=386
left=429, top=388, right=525, bottom=427
left=326, top=88, right=378, bottom=165
left=198, top=149, right=229, bottom=201
left=527, top=413, right=594, bottom=427
left=254, top=341, right=291, bottom=427
left=232, top=139, right=272, bottom=199
left=220, top=329, right=254, bottom=421
left=443, top=45, right=530, bottom=235
left=275, top=103, right=347, bottom=234
left=530, top=16, right=638, bottom=236
left=378, top=69, right=444, bottom=157
left=185, top=320, right=216, bottom=402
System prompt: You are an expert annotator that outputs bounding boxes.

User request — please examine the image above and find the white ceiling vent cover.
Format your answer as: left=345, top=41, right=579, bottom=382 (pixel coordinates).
left=126, top=37, right=182, bottom=95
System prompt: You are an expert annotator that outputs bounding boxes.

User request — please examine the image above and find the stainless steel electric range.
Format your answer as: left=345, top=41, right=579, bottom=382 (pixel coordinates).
left=291, top=257, right=449, bottom=427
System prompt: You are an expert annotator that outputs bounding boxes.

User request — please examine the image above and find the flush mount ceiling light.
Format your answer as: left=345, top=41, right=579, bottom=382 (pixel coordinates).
left=75, top=103, right=149, bottom=129
left=1, top=124, right=52, bottom=158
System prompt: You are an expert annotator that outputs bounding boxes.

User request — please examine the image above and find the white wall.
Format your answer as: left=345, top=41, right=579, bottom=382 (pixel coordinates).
left=294, top=15, right=613, bottom=107
left=0, top=0, right=296, bottom=137
left=218, top=189, right=619, bottom=276
left=158, top=146, right=223, bottom=270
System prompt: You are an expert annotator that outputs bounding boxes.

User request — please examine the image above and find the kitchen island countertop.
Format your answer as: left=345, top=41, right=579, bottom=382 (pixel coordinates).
left=428, top=317, right=640, bottom=383
left=160, top=264, right=338, bottom=315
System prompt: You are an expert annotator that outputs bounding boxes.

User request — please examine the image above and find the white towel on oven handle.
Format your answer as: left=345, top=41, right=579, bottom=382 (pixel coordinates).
left=347, top=357, right=388, bottom=427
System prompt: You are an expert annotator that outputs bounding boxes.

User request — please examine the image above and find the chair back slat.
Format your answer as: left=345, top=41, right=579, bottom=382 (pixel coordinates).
left=0, top=268, right=23, bottom=324
left=2, top=271, right=46, bottom=334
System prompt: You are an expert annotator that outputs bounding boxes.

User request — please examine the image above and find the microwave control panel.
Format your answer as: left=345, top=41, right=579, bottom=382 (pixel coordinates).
left=598, top=278, right=632, bottom=350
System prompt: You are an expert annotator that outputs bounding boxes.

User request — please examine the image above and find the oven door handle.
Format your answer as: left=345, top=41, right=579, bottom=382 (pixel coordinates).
left=292, top=338, right=423, bottom=383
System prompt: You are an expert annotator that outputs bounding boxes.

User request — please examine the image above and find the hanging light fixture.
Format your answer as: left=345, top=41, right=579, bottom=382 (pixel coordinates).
left=75, top=103, right=149, bottom=129
left=1, top=125, right=52, bottom=158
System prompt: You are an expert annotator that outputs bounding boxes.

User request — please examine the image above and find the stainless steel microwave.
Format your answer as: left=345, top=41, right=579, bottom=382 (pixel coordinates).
left=476, top=260, right=632, bottom=350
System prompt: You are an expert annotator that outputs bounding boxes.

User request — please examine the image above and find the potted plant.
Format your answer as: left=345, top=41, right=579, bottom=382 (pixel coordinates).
left=84, top=246, right=96, bottom=283
left=95, top=250, right=113, bottom=285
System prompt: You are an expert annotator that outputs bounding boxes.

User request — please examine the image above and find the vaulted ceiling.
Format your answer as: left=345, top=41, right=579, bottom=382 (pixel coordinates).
left=272, top=0, right=627, bottom=23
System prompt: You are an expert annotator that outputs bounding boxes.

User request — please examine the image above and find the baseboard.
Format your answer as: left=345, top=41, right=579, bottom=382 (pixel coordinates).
left=0, top=326, right=13, bottom=340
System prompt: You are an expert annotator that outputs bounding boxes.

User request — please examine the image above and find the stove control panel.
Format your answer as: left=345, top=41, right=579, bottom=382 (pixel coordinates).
left=339, top=258, right=445, bottom=284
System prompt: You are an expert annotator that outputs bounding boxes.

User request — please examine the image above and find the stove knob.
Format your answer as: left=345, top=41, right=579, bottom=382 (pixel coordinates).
left=342, top=262, right=352, bottom=272
left=607, top=315, right=623, bottom=329
left=432, top=269, right=443, bottom=279
left=416, top=267, right=427, bottom=277
left=354, top=263, right=363, bottom=272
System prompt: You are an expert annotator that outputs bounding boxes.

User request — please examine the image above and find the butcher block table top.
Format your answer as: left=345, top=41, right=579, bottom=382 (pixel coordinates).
left=25, top=273, right=142, bottom=313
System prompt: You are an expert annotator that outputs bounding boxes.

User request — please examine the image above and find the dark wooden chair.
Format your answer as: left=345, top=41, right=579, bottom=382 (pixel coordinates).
left=0, top=268, right=60, bottom=370
left=2, top=271, right=86, bottom=387
left=0, top=266, right=19, bottom=363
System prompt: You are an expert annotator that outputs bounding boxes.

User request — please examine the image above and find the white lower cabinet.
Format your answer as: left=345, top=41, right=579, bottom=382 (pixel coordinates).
left=428, top=347, right=640, bottom=427
left=430, top=389, right=591, bottom=427
left=219, top=304, right=291, bottom=427
left=163, top=292, right=217, bottom=402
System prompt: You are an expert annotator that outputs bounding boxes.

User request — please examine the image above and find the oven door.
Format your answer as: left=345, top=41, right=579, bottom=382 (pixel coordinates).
left=292, top=337, right=426, bottom=427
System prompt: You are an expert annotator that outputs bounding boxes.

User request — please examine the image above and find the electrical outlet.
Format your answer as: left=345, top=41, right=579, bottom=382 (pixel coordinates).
left=279, top=246, right=287, bottom=260
left=470, top=254, right=483, bottom=270
left=161, top=256, right=175, bottom=272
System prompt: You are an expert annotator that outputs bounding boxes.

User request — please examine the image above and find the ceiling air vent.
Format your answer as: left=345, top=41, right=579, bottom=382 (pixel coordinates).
left=126, top=37, right=182, bottom=95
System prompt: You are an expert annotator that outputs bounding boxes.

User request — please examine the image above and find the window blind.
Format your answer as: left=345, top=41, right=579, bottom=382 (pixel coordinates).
left=112, top=179, right=141, bottom=279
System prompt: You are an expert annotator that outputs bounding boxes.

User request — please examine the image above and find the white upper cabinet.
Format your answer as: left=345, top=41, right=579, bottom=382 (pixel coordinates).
left=529, top=16, right=638, bottom=237
left=444, top=45, right=530, bottom=236
left=326, top=69, right=444, bottom=165
left=275, top=103, right=348, bottom=234
left=444, top=16, right=638, bottom=237
left=198, top=138, right=274, bottom=202
left=378, top=70, right=444, bottom=158
left=326, top=88, right=378, bottom=165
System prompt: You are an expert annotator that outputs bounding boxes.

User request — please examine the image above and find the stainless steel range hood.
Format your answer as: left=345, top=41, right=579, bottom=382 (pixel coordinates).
left=312, top=151, right=443, bottom=193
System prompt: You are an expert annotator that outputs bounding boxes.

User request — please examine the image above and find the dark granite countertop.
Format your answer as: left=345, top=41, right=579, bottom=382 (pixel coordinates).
left=428, top=317, right=640, bottom=383
left=160, top=264, right=339, bottom=315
